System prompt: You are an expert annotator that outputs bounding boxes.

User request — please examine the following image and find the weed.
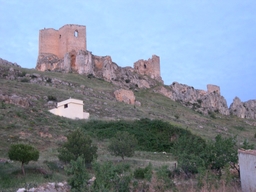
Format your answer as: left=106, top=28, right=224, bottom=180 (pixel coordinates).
left=47, top=95, right=57, bottom=101
left=21, top=78, right=30, bottom=82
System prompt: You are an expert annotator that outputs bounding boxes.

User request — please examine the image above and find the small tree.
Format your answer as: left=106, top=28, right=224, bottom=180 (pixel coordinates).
left=92, top=161, right=131, bottom=192
left=58, top=129, right=97, bottom=164
left=205, top=135, right=238, bottom=176
left=108, top=131, right=138, bottom=160
left=8, top=144, right=39, bottom=175
left=65, top=156, right=90, bottom=192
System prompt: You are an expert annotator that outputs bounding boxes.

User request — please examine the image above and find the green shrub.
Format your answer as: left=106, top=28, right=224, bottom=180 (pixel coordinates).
left=58, top=129, right=97, bottom=164
left=83, top=119, right=194, bottom=152
left=134, top=163, right=152, bottom=181
left=241, top=139, right=254, bottom=149
left=21, top=78, right=29, bottom=82
left=8, top=144, right=39, bottom=175
left=92, top=161, right=131, bottom=192
left=155, top=165, right=176, bottom=191
left=65, top=156, right=90, bottom=192
left=208, top=111, right=216, bottom=119
left=18, top=71, right=26, bottom=77
left=46, top=78, right=52, bottom=83
left=134, top=168, right=145, bottom=179
left=47, top=95, right=57, bottom=101
left=108, top=131, right=138, bottom=160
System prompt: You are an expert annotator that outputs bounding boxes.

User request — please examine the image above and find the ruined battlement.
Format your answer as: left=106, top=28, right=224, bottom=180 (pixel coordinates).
left=39, top=24, right=86, bottom=59
left=207, top=84, right=220, bottom=94
left=134, top=55, right=163, bottom=83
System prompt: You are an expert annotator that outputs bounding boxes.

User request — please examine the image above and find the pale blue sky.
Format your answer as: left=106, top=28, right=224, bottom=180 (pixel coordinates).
left=0, top=0, right=255, bottom=106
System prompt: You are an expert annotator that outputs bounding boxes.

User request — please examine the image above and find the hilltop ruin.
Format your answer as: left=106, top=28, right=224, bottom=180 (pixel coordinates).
left=35, top=24, right=256, bottom=119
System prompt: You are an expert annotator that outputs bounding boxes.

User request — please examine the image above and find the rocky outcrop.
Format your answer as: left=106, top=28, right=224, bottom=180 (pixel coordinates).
left=0, top=58, right=20, bottom=68
left=16, top=182, right=70, bottom=192
left=155, top=82, right=230, bottom=115
left=36, top=51, right=160, bottom=89
left=36, top=53, right=62, bottom=71
left=0, top=93, right=33, bottom=108
left=230, top=97, right=256, bottom=119
left=114, top=89, right=136, bottom=105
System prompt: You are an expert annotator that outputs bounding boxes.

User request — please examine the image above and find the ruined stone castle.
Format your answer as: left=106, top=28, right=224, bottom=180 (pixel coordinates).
left=36, top=24, right=162, bottom=83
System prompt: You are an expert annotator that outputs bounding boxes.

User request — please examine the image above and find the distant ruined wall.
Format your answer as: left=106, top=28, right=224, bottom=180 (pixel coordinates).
left=207, top=84, right=220, bottom=94
left=134, top=55, right=163, bottom=83
left=39, top=24, right=86, bottom=59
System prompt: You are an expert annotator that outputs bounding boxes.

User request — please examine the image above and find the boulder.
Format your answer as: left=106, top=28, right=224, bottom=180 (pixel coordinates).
left=114, top=89, right=135, bottom=105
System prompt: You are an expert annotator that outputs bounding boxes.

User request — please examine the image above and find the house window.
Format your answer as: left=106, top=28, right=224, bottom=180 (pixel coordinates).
left=64, top=104, right=68, bottom=108
left=74, top=30, right=78, bottom=37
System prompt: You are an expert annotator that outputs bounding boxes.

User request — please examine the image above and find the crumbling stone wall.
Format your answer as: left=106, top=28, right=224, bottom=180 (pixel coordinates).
left=39, top=24, right=86, bottom=59
left=207, top=84, right=220, bottom=94
left=134, top=55, right=163, bottom=83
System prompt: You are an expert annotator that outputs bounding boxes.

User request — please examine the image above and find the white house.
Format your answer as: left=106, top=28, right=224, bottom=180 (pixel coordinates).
left=49, top=98, right=89, bottom=119
left=238, top=149, right=256, bottom=192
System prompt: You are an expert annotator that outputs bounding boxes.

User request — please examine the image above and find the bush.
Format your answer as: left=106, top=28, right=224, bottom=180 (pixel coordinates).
left=20, top=78, right=29, bottom=82
left=92, top=161, right=131, bottom=192
left=8, top=144, right=39, bottom=175
left=108, top=131, right=138, bottom=160
left=204, top=135, right=238, bottom=176
left=18, top=71, right=26, bottom=77
left=134, top=163, right=152, bottom=180
left=58, top=129, right=97, bottom=164
left=65, top=156, right=90, bottom=192
left=47, top=95, right=57, bottom=101
left=134, top=168, right=145, bottom=179
left=46, top=78, right=52, bottom=83
left=155, top=165, right=176, bottom=191
left=208, top=111, right=216, bottom=119
left=241, top=139, right=254, bottom=150
left=83, top=119, right=193, bottom=152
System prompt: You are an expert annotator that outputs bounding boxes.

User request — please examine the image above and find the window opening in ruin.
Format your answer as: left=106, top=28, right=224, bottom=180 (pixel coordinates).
left=74, top=30, right=78, bottom=37
left=144, top=64, right=147, bottom=69
left=59, top=35, right=61, bottom=39
left=64, top=104, right=68, bottom=108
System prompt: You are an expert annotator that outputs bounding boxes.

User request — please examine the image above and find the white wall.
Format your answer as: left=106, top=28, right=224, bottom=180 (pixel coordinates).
left=49, top=98, right=89, bottom=119
left=238, top=150, right=256, bottom=192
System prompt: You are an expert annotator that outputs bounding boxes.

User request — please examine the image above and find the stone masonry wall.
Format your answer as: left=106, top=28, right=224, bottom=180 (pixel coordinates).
left=39, top=24, right=86, bottom=59
left=134, top=55, right=163, bottom=83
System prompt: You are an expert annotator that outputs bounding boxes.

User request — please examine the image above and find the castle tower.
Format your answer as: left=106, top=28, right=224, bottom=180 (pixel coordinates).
left=134, top=55, right=163, bottom=83
left=38, top=24, right=86, bottom=59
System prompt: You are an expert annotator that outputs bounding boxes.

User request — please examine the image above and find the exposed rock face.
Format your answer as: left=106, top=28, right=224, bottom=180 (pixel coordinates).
left=36, top=51, right=160, bottom=89
left=114, top=89, right=135, bottom=105
left=0, top=94, right=33, bottom=108
left=155, top=82, right=230, bottom=115
left=36, top=53, right=61, bottom=71
left=0, top=58, right=20, bottom=67
left=230, top=97, right=256, bottom=119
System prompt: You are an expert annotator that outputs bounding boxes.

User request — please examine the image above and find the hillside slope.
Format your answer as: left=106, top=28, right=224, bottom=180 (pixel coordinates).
left=0, top=63, right=256, bottom=157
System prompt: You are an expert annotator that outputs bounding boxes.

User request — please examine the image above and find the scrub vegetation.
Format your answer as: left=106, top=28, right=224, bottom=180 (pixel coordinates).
left=0, top=65, right=255, bottom=191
